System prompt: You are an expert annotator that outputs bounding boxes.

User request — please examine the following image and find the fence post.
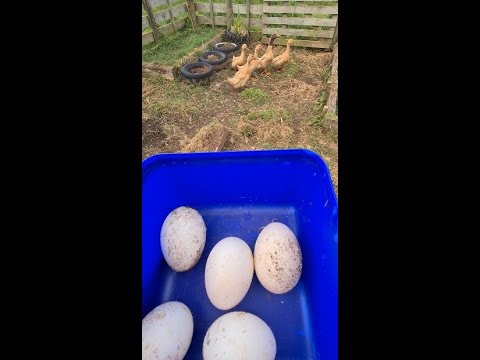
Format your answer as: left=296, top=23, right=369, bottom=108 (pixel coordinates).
left=330, top=16, right=338, bottom=50
left=246, top=0, right=250, bottom=30
left=186, top=0, right=198, bottom=29
left=226, top=0, right=233, bottom=29
left=208, top=0, right=214, bottom=28
left=142, top=0, right=160, bottom=43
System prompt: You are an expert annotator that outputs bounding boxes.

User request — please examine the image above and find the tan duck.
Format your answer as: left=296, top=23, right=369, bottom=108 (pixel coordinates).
left=237, top=44, right=262, bottom=71
left=231, top=44, right=249, bottom=71
left=257, top=34, right=279, bottom=76
left=271, top=39, right=294, bottom=71
left=226, top=55, right=255, bottom=89
left=235, top=53, right=261, bottom=88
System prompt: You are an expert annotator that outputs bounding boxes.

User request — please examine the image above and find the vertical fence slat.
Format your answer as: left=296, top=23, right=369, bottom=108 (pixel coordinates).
left=208, top=0, right=215, bottom=28
left=142, top=0, right=160, bottom=43
left=246, top=0, right=251, bottom=30
left=165, top=0, right=177, bottom=32
left=330, top=15, right=338, bottom=49
left=226, top=0, right=233, bottom=29
left=186, top=0, right=198, bottom=29
left=282, top=1, right=289, bottom=30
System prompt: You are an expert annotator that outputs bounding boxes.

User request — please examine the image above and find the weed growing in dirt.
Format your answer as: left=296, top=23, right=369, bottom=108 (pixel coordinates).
left=284, top=58, right=300, bottom=77
left=247, top=110, right=274, bottom=121
left=310, top=91, right=329, bottom=126
left=241, top=127, right=255, bottom=139
left=320, top=66, right=331, bottom=82
left=309, top=116, right=323, bottom=126
left=281, top=110, right=292, bottom=121
left=240, top=88, right=269, bottom=105
left=313, top=91, right=328, bottom=112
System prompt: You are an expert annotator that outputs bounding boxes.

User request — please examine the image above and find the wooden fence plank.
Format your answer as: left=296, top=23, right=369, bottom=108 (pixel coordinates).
left=263, top=5, right=338, bottom=15
left=142, top=32, right=155, bottom=46
left=155, top=4, right=186, bottom=23
left=261, top=36, right=332, bottom=48
left=331, top=14, right=338, bottom=49
left=282, top=1, right=288, bottom=30
left=262, top=16, right=336, bottom=27
left=263, top=27, right=334, bottom=38
left=196, top=15, right=262, bottom=28
left=142, top=19, right=186, bottom=45
left=194, top=3, right=262, bottom=15
left=165, top=0, right=178, bottom=32
left=186, top=0, right=198, bottom=28
left=246, top=0, right=250, bottom=30
left=142, top=16, right=150, bottom=30
left=208, top=0, right=214, bottom=28
left=326, top=42, right=338, bottom=114
left=248, top=4, right=262, bottom=15
left=226, top=0, right=233, bottom=28
left=142, top=4, right=187, bottom=29
left=148, top=0, right=167, bottom=8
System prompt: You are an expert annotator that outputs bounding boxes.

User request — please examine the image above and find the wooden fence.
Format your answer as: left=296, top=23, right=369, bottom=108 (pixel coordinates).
left=142, top=0, right=338, bottom=49
left=142, top=0, right=189, bottom=45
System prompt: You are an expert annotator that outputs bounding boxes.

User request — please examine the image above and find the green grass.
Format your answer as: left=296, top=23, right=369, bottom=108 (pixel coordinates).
left=240, top=88, right=269, bottom=105
left=310, top=90, right=328, bottom=126
left=241, top=126, right=256, bottom=138
left=142, top=26, right=220, bottom=65
left=313, top=90, right=328, bottom=112
left=247, top=110, right=275, bottom=121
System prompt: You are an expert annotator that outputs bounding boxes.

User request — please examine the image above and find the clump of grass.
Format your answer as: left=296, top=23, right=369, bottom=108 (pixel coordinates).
left=309, top=115, right=323, bottom=127
left=281, top=110, right=292, bottom=121
left=240, top=88, right=269, bottom=105
left=310, top=91, right=329, bottom=126
left=142, top=26, right=220, bottom=65
left=313, top=91, right=328, bottom=112
left=241, top=127, right=255, bottom=138
left=247, top=110, right=274, bottom=121
left=320, top=66, right=331, bottom=83
left=284, top=58, right=300, bottom=77
left=231, top=12, right=248, bottom=37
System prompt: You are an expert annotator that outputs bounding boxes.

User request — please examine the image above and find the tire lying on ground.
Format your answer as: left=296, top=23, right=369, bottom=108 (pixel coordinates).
left=180, top=62, right=214, bottom=85
left=213, top=42, right=239, bottom=59
left=198, top=50, right=228, bottom=71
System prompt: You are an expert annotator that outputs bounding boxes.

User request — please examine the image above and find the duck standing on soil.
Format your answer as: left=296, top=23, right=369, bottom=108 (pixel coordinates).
left=236, top=52, right=262, bottom=88
left=271, top=39, right=294, bottom=71
left=232, top=44, right=249, bottom=71
left=226, top=55, right=255, bottom=89
left=237, top=44, right=262, bottom=72
left=257, top=34, right=279, bottom=76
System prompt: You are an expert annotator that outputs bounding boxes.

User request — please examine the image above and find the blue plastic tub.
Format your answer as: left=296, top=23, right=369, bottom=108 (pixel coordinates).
left=142, top=149, right=338, bottom=359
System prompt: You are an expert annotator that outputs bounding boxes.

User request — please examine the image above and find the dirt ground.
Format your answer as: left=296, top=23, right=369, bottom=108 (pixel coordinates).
left=142, top=41, right=338, bottom=192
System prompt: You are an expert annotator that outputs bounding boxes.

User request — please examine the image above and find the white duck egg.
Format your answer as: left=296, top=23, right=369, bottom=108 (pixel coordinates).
left=203, top=311, right=276, bottom=360
left=160, top=206, right=206, bottom=272
left=142, top=301, right=194, bottom=360
left=254, top=222, right=303, bottom=294
left=205, top=237, right=254, bottom=310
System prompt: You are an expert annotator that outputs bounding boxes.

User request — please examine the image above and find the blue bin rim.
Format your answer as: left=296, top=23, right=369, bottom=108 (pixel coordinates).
left=142, top=148, right=337, bottom=207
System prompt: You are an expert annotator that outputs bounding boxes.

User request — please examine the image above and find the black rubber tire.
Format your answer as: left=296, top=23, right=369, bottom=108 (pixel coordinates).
left=180, top=62, right=214, bottom=80
left=198, top=50, right=227, bottom=66
left=213, top=42, right=239, bottom=55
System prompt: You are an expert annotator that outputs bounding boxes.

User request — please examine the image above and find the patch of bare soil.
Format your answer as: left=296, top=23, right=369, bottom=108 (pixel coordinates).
left=189, top=65, right=209, bottom=74
left=206, top=54, right=220, bottom=61
left=217, top=43, right=234, bottom=49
